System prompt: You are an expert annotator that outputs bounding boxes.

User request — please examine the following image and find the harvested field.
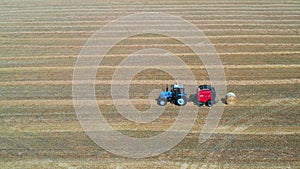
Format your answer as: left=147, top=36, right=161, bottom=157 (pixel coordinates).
left=0, top=0, right=299, bottom=168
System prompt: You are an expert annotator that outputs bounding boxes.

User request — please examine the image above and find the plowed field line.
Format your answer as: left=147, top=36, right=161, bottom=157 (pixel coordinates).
left=2, top=20, right=300, bottom=24
left=214, top=126, right=300, bottom=135
left=1, top=124, right=298, bottom=135
left=1, top=64, right=299, bottom=71
left=0, top=79, right=299, bottom=86
left=3, top=16, right=300, bottom=21
left=2, top=23, right=300, bottom=28
left=1, top=51, right=299, bottom=60
left=1, top=43, right=297, bottom=46
left=1, top=35, right=299, bottom=40
left=1, top=21, right=300, bottom=24
left=2, top=13, right=300, bottom=18
left=1, top=43, right=299, bottom=49
left=3, top=3, right=300, bottom=8
left=1, top=29, right=299, bottom=34
left=2, top=7, right=300, bottom=13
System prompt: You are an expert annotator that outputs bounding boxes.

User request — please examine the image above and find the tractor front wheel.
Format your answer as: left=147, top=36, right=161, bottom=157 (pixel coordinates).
left=177, top=96, right=187, bottom=106
left=158, top=98, right=167, bottom=106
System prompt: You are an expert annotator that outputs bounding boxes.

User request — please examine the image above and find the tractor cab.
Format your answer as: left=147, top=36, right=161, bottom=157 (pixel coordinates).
left=171, top=84, right=186, bottom=97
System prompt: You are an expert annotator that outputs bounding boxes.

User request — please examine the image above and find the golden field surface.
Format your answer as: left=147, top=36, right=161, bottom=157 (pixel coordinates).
left=0, top=0, right=299, bottom=168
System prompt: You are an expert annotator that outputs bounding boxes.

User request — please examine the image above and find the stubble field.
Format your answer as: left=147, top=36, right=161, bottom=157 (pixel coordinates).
left=0, top=0, right=299, bottom=168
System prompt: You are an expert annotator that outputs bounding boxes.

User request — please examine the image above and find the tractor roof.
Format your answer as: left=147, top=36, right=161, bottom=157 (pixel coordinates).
left=173, top=84, right=184, bottom=88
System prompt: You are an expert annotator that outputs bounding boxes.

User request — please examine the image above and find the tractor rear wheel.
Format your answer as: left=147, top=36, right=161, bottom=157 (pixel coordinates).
left=176, top=96, right=187, bottom=106
left=197, top=101, right=204, bottom=107
left=206, top=100, right=213, bottom=107
left=158, top=98, right=167, bottom=106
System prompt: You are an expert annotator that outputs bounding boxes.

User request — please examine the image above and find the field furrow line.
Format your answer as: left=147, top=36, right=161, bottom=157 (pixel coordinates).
left=1, top=51, right=299, bottom=60
left=1, top=6, right=300, bottom=13
left=2, top=23, right=300, bottom=28
left=3, top=3, right=300, bottom=7
left=0, top=64, right=299, bottom=71
left=2, top=16, right=300, bottom=21
left=1, top=28, right=299, bottom=34
left=0, top=79, right=299, bottom=86
left=1, top=122, right=300, bottom=136
left=0, top=9, right=300, bottom=16
left=1, top=7, right=300, bottom=12
left=1, top=43, right=299, bottom=49
left=1, top=35, right=299, bottom=40
left=2, top=20, right=300, bottom=24
left=2, top=11, right=300, bottom=16
left=2, top=13, right=300, bottom=16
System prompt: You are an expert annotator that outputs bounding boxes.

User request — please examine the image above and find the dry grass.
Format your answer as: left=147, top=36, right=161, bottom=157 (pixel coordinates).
left=0, top=0, right=299, bottom=168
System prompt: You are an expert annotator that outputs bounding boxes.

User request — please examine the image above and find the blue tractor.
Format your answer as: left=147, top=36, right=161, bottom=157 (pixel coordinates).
left=157, top=84, right=188, bottom=106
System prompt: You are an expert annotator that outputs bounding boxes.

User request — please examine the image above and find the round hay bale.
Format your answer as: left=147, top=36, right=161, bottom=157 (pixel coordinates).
left=225, top=92, right=237, bottom=105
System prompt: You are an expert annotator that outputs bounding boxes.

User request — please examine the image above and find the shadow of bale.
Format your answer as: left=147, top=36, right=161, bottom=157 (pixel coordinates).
left=221, top=98, right=227, bottom=104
